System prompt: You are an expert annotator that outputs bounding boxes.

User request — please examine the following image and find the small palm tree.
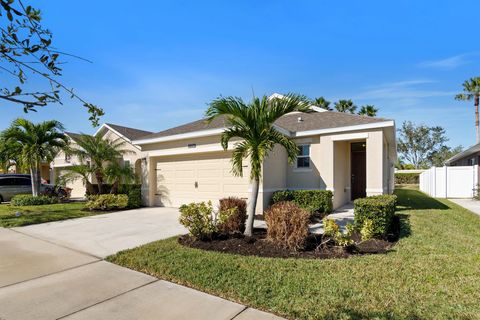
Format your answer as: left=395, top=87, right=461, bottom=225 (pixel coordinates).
left=206, top=93, right=311, bottom=236
left=105, top=162, right=136, bottom=194
left=358, top=105, right=378, bottom=117
left=59, top=164, right=95, bottom=195
left=2, top=119, right=67, bottom=196
left=455, top=77, right=480, bottom=143
left=334, top=99, right=357, bottom=114
left=70, top=134, right=130, bottom=194
left=312, top=97, right=332, bottom=111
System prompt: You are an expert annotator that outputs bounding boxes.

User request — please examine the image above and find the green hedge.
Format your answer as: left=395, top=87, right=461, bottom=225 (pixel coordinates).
left=11, top=194, right=59, bottom=206
left=271, top=190, right=333, bottom=215
left=87, top=184, right=142, bottom=208
left=354, top=194, right=397, bottom=238
left=395, top=172, right=420, bottom=185
left=118, top=184, right=142, bottom=208
left=85, top=194, right=129, bottom=211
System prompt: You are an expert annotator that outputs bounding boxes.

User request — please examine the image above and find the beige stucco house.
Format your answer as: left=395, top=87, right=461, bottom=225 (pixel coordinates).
left=134, top=108, right=396, bottom=212
left=51, top=123, right=152, bottom=197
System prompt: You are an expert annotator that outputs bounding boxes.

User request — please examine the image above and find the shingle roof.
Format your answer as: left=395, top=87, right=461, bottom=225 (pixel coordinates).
left=137, top=116, right=228, bottom=140
left=137, top=111, right=391, bottom=141
left=105, top=123, right=153, bottom=140
left=64, top=132, right=84, bottom=143
left=274, top=112, right=390, bottom=132
left=445, top=143, right=479, bottom=165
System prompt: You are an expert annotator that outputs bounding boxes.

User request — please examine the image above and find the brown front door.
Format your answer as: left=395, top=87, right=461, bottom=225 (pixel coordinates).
left=351, top=142, right=366, bottom=200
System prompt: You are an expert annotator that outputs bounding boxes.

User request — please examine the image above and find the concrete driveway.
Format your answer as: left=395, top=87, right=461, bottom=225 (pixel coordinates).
left=0, top=208, right=283, bottom=320
left=13, top=207, right=188, bottom=258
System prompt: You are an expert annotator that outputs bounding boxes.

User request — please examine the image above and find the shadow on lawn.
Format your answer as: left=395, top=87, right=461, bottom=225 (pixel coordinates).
left=395, top=189, right=450, bottom=211
left=323, top=307, right=422, bottom=320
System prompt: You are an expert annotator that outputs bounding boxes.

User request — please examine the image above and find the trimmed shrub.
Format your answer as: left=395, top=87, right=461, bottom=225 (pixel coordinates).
left=179, top=201, right=216, bottom=240
left=265, top=201, right=309, bottom=250
left=354, top=195, right=397, bottom=238
left=395, top=173, right=420, bottom=185
left=271, top=190, right=333, bottom=216
left=118, top=185, right=142, bottom=208
left=85, top=194, right=128, bottom=211
left=217, top=197, right=247, bottom=233
left=11, top=194, right=59, bottom=206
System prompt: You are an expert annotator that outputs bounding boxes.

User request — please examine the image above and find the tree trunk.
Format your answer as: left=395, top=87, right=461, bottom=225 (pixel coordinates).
left=30, top=165, right=41, bottom=196
left=244, top=178, right=260, bottom=237
left=95, top=170, right=104, bottom=194
left=110, top=180, right=119, bottom=194
left=475, top=95, right=479, bottom=144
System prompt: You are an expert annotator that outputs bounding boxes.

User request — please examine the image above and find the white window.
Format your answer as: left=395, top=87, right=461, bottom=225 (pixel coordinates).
left=296, top=145, right=310, bottom=168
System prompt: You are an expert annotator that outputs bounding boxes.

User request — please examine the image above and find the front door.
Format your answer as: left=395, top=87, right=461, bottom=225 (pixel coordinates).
left=351, top=142, right=366, bottom=200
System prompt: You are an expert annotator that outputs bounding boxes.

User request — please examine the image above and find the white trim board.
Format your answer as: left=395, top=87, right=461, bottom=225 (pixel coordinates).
left=134, top=128, right=226, bottom=145
left=295, top=121, right=394, bottom=138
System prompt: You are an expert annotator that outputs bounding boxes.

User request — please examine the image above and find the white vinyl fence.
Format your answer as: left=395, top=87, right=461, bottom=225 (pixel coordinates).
left=419, top=165, right=478, bottom=198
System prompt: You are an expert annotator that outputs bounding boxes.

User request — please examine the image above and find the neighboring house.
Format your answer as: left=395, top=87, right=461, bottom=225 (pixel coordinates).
left=134, top=107, right=396, bottom=212
left=51, top=123, right=152, bottom=198
left=445, top=143, right=480, bottom=166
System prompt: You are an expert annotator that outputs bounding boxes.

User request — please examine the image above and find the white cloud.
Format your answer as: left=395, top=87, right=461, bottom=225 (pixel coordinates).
left=353, top=79, right=454, bottom=105
left=418, top=54, right=471, bottom=69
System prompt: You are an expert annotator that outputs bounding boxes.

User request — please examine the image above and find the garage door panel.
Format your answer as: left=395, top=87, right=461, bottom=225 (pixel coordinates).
left=155, top=152, right=250, bottom=207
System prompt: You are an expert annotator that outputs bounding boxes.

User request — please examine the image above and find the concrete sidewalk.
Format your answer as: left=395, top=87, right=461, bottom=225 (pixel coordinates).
left=449, top=198, right=480, bottom=216
left=0, top=209, right=284, bottom=320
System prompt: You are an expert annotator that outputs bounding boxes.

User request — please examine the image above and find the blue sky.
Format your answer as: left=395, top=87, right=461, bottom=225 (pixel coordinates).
left=2, top=0, right=479, bottom=148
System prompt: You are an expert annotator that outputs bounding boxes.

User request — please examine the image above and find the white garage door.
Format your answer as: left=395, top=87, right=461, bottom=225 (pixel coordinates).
left=57, top=169, right=86, bottom=198
left=155, top=152, right=250, bottom=207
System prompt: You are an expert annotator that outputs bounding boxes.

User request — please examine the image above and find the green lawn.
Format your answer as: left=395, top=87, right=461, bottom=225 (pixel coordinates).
left=107, top=189, right=480, bottom=320
left=0, top=202, right=106, bottom=227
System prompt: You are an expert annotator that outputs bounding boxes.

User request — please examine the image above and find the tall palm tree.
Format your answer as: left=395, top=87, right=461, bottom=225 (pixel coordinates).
left=2, top=119, right=67, bottom=196
left=455, top=77, right=480, bottom=143
left=358, top=105, right=378, bottom=117
left=312, top=97, right=332, bottom=111
left=70, top=134, right=130, bottom=194
left=105, top=161, right=136, bottom=194
left=206, top=93, right=311, bottom=236
left=334, top=99, right=357, bottom=114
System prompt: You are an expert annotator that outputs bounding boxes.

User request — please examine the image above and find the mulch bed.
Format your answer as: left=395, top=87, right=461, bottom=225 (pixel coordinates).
left=179, top=216, right=401, bottom=260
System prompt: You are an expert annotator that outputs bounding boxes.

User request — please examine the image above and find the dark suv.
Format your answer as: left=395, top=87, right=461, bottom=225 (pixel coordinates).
left=0, top=174, right=54, bottom=202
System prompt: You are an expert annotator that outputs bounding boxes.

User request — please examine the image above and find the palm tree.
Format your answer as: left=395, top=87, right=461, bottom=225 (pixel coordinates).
left=59, top=164, right=95, bottom=195
left=70, top=134, right=130, bottom=194
left=105, top=161, right=136, bottom=194
left=358, top=105, right=378, bottom=117
left=312, top=97, right=332, bottom=111
left=2, top=119, right=67, bottom=196
left=205, top=94, right=311, bottom=236
left=334, top=99, right=357, bottom=114
left=455, top=77, right=480, bottom=143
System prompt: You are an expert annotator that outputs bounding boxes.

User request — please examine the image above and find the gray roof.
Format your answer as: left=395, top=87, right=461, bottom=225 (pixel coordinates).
left=446, top=143, right=479, bottom=165
left=64, top=132, right=84, bottom=143
left=274, top=111, right=390, bottom=132
left=105, top=123, right=153, bottom=140
left=138, top=111, right=391, bottom=141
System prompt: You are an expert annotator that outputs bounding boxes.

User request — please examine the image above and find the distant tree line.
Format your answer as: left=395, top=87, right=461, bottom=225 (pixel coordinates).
left=311, top=97, right=379, bottom=117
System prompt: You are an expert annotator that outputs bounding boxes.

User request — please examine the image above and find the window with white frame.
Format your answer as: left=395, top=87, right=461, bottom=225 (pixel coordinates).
left=296, top=145, right=310, bottom=168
